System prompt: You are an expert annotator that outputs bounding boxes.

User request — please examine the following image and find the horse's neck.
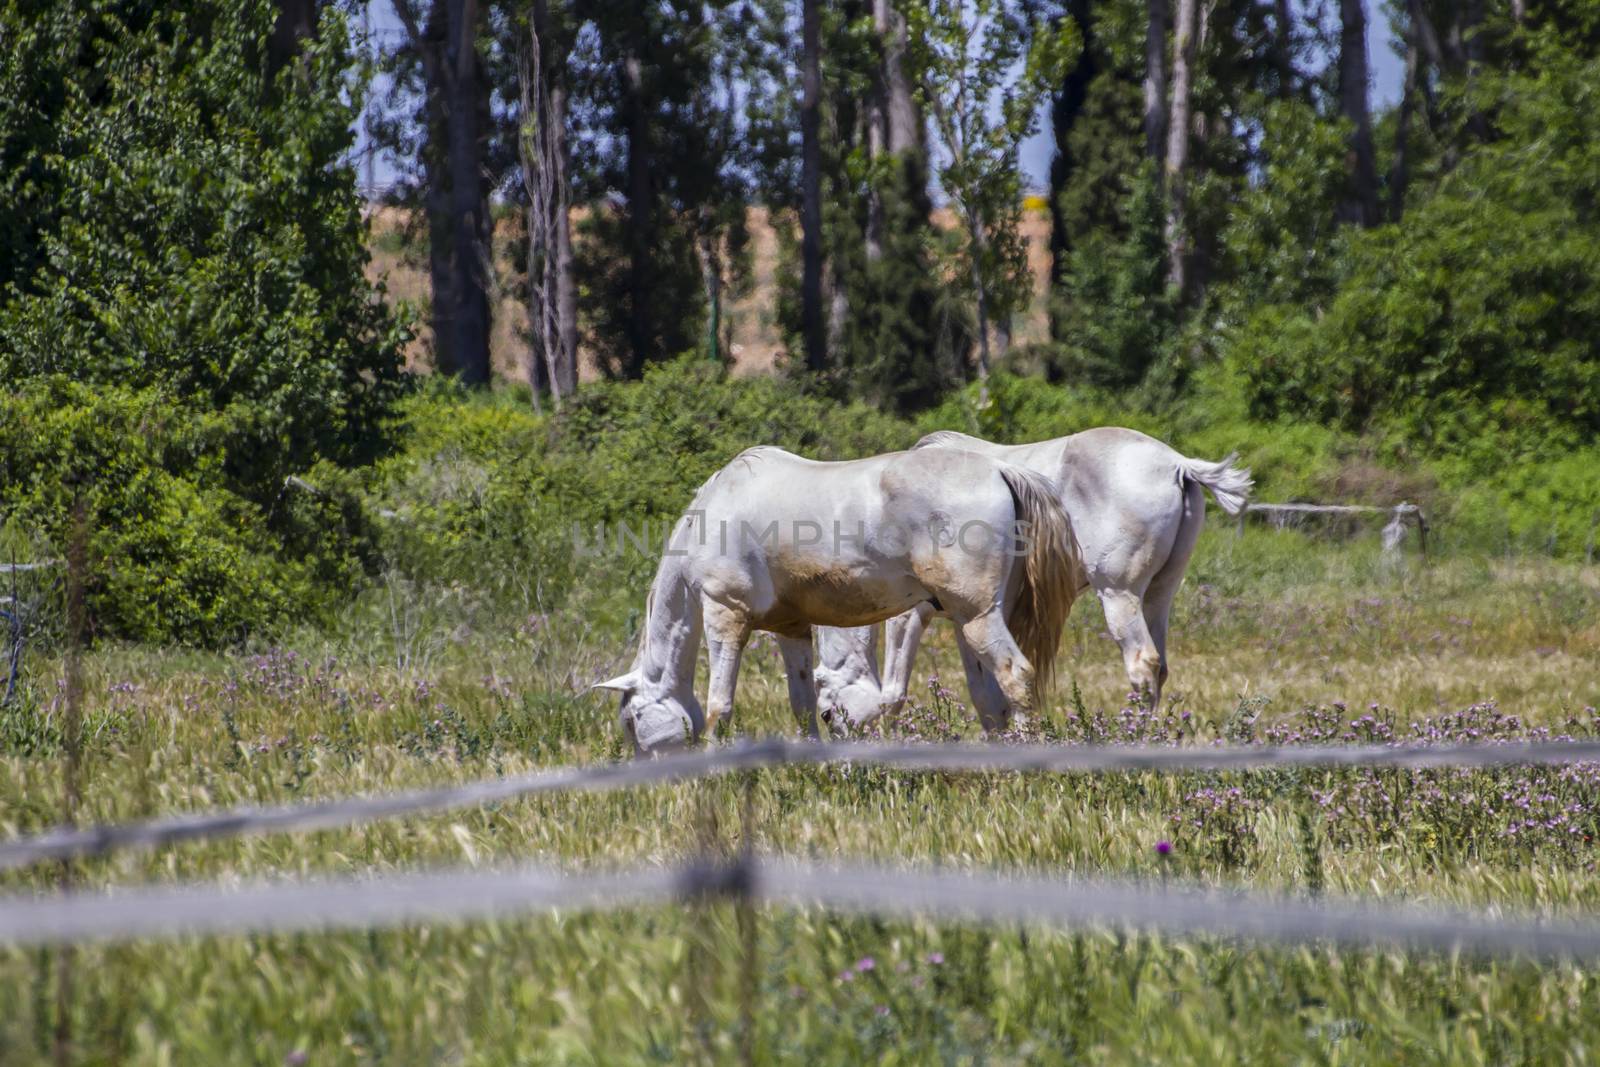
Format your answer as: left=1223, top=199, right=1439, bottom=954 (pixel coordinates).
left=636, top=555, right=701, bottom=698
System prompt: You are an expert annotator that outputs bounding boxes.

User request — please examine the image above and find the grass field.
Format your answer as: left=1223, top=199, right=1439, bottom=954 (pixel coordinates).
left=2, top=525, right=1599, bottom=1065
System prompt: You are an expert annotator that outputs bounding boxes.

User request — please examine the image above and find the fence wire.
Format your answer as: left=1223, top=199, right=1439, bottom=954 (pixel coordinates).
left=5, top=856, right=1600, bottom=961
left=7, top=737, right=1600, bottom=872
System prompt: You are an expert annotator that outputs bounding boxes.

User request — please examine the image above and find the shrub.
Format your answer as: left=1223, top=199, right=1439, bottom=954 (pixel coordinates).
left=368, top=361, right=917, bottom=630
left=0, top=380, right=372, bottom=644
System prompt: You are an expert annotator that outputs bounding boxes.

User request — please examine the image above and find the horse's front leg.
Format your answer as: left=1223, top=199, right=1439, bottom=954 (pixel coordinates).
left=882, top=602, right=935, bottom=714
left=702, top=599, right=751, bottom=741
left=776, top=629, right=819, bottom=738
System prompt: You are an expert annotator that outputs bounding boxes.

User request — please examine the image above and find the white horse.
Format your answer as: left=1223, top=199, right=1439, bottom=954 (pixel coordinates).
left=813, top=428, right=1252, bottom=726
left=593, top=446, right=1084, bottom=751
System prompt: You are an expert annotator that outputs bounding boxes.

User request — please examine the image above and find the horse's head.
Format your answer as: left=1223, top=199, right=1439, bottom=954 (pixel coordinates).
left=592, top=671, right=702, bottom=754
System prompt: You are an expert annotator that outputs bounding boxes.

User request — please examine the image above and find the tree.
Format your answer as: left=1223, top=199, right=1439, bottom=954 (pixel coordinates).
left=269, top=0, right=320, bottom=75
left=1164, top=0, right=1198, bottom=297
left=1046, top=0, right=1096, bottom=322
left=1389, top=13, right=1423, bottom=220
left=800, top=0, right=826, bottom=372
left=0, top=0, right=407, bottom=641
left=1144, top=0, right=1168, bottom=163
left=1337, top=0, right=1379, bottom=227
left=517, top=0, right=578, bottom=408
left=908, top=0, right=1078, bottom=374
left=866, top=0, right=931, bottom=260
left=393, top=0, right=495, bottom=385
left=572, top=3, right=739, bottom=378
left=0, top=0, right=406, bottom=494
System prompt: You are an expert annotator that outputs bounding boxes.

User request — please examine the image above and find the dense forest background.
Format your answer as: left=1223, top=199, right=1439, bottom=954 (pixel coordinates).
left=2, top=0, right=1598, bottom=644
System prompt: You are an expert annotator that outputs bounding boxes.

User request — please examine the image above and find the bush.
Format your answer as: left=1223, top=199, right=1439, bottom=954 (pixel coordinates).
left=0, top=380, right=374, bottom=644
left=369, top=361, right=917, bottom=630
left=0, top=1, right=408, bottom=645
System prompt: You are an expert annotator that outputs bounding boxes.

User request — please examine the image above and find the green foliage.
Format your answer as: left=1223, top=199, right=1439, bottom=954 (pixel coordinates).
left=1217, top=97, right=1355, bottom=311
left=907, top=1, right=1080, bottom=351
left=1224, top=38, right=1600, bottom=471
left=574, top=205, right=706, bottom=379
left=370, top=360, right=916, bottom=632
left=0, top=0, right=408, bottom=645
left=568, top=1, right=753, bottom=378
left=1050, top=70, right=1145, bottom=259
left=0, top=0, right=407, bottom=500
left=0, top=380, right=376, bottom=644
left=824, top=170, right=967, bottom=413
left=1048, top=162, right=1174, bottom=390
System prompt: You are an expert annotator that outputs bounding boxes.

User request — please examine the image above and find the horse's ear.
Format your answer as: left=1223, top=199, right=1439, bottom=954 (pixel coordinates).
left=591, top=671, right=638, bottom=697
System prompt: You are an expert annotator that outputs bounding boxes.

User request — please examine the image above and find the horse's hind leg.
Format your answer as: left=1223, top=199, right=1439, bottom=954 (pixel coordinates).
left=1101, top=589, right=1162, bottom=705
left=703, top=599, right=751, bottom=740
left=955, top=629, right=1011, bottom=732
left=777, top=631, right=820, bottom=738
left=957, top=608, right=1035, bottom=733
left=1139, top=480, right=1205, bottom=705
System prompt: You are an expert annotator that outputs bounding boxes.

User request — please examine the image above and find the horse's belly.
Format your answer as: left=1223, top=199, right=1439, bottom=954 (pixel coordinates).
left=755, top=559, right=924, bottom=634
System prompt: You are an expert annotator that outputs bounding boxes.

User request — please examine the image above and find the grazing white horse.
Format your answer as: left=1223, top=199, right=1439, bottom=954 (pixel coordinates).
left=593, top=446, right=1084, bottom=751
left=813, top=428, right=1252, bottom=726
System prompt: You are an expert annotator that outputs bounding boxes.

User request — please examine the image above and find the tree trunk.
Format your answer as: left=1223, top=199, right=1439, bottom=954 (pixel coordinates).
left=1338, top=0, right=1379, bottom=228
left=696, top=219, right=723, bottom=362
left=1462, top=0, right=1490, bottom=140
left=1048, top=0, right=1094, bottom=343
left=552, top=113, right=577, bottom=396
left=1272, top=0, right=1295, bottom=97
left=867, top=0, right=929, bottom=261
left=550, top=82, right=577, bottom=394
left=1406, top=0, right=1446, bottom=70
left=881, top=0, right=927, bottom=207
left=1144, top=0, right=1168, bottom=165
left=268, top=0, right=317, bottom=76
left=800, top=0, right=826, bottom=372
left=1389, top=30, right=1419, bottom=221
left=865, top=0, right=890, bottom=262
left=419, top=0, right=492, bottom=385
left=621, top=51, right=655, bottom=377
left=969, top=209, right=992, bottom=378
left=1164, top=0, right=1197, bottom=298
left=617, top=53, right=656, bottom=379
left=520, top=0, right=574, bottom=408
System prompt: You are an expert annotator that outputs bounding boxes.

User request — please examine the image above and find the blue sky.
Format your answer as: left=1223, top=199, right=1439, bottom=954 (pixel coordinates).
left=353, top=2, right=1407, bottom=196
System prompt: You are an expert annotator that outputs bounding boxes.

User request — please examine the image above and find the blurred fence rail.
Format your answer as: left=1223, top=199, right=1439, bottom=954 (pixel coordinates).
left=1238, top=501, right=1429, bottom=557
left=7, top=855, right=1600, bottom=960
left=8, top=737, right=1600, bottom=872
left=7, top=736, right=1600, bottom=958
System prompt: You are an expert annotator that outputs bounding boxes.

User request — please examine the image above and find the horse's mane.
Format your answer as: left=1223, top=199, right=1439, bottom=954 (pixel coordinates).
left=689, top=445, right=783, bottom=505
left=915, top=430, right=986, bottom=450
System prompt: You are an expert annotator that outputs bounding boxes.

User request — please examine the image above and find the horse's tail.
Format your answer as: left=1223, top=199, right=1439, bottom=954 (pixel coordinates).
left=999, top=465, right=1083, bottom=700
left=1175, top=452, right=1254, bottom=516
